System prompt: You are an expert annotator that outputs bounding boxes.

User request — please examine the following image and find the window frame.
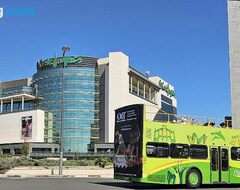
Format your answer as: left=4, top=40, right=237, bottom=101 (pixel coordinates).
left=189, top=145, right=208, bottom=159
left=231, top=147, right=240, bottom=161
left=146, top=142, right=169, bottom=158
left=221, top=148, right=229, bottom=171
left=170, top=143, right=189, bottom=159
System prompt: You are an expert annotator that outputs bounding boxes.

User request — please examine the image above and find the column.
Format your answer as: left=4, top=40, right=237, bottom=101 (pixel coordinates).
left=11, top=98, right=13, bottom=112
left=153, top=90, right=156, bottom=103
left=137, top=80, right=139, bottom=96
left=130, top=76, right=133, bottom=93
left=143, top=84, right=146, bottom=99
left=21, top=96, right=24, bottom=110
left=51, top=146, right=55, bottom=153
left=149, top=87, right=151, bottom=101
left=11, top=148, right=15, bottom=155
left=0, top=100, right=3, bottom=113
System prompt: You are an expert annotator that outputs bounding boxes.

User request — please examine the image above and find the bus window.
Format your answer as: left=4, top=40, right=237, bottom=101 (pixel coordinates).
left=146, top=142, right=169, bottom=158
left=221, top=148, right=229, bottom=171
left=231, top=147, right=240, bottom=161
left=146, top=145, right=157, bottom=156
left=189, top=145, right=208, bottom=159
left=170, top=143, right=189, bottom=158
left=211, top=148, right=218, bottom=171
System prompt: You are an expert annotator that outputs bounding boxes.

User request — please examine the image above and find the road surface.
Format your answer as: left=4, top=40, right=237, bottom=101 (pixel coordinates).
left=0, top=177, right=239, bottom=190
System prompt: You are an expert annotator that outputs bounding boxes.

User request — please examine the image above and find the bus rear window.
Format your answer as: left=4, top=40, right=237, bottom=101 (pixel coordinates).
left=231, top=147, right=240, bottom=161
left=170, top=143, right=189, bottom=158
left=146, top=142, right=169, bottom=158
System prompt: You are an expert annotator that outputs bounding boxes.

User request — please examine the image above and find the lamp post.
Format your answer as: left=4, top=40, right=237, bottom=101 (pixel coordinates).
left=59, top=46, right=70, bottom=175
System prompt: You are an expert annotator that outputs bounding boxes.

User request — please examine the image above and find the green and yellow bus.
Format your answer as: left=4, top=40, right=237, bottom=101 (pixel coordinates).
left=114, top=104, right=240, bottom=188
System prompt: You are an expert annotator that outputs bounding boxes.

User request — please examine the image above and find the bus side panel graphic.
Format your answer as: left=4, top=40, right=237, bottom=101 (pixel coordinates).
left=114, top=104, right=143, bottom=178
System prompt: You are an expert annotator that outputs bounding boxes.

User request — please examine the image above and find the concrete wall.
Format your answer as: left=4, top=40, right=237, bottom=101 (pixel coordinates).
left=228, top=0, right=240, bottom=128
left=106, top=52, right=129, bottom=143
left=0, top=110, right=45, bottom=144
left=0, top=78, right=32, bottom=89
left=98, top=58, right=108, bottom=143
left=98, top=52, right=176, bottom=143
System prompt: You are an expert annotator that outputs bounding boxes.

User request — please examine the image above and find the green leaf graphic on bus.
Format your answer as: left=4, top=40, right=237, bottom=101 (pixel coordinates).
left=154, top=125, right=176, bottom=143
left=211, top=131, right=225, bottom=141
left=187, top=133, right=207, bottom=144
left=167, top=164, right=187, bottom=184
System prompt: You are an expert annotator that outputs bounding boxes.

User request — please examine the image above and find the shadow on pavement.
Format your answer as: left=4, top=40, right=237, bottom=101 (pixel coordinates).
left=93, top=181, right=186, bottom=189
left=93, top=181, right=240, bottom=189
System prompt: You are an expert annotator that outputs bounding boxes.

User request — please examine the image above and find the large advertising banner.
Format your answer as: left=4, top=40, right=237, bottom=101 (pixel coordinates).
left=21, top=116, right=32, bottom=138
left=114, top=104, right=143, bottom=178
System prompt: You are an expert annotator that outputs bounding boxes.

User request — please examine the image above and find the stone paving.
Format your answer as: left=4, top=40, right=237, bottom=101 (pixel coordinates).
left=0, top=166, right=114, bottom=178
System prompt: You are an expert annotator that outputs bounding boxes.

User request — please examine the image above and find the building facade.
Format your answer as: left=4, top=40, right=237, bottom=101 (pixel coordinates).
left=0, top=78, right=35, bottom=113
left=0, top=109, right=45, bottom=144
left=0, top=52, right=177, bottom=155
left=98, top=52, right=177, bottom=143
left=0, top=79, right=58, bottom=156
left=32, top=56, right=100, bottom=153
left=228, top=0, right=240, bottom=128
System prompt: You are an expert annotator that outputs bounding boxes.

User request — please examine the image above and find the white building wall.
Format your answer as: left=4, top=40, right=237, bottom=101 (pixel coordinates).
left=100, top=52, right=176, bottom=143
left=0, top=110, right=45, bottom=144
left=228, top=0, right=240, bottom=128
left=106, top=52, right=129, bottom=143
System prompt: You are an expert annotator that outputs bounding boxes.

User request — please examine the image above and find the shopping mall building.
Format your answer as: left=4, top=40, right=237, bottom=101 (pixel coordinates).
left=0, top=52, right=177, bottom=155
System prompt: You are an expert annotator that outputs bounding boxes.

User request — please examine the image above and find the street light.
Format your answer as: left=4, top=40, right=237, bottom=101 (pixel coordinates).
left=59, top=46, right=70, bottom=175
left=62, top=46, right=70, bottom=57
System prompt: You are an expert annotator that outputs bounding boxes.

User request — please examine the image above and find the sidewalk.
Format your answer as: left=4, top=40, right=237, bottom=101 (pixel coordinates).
left=0, top=166, right=114, bottom=178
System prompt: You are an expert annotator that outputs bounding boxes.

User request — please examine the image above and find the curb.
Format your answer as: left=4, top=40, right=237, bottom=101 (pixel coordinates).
left=0, top=174, right=112, bottom=178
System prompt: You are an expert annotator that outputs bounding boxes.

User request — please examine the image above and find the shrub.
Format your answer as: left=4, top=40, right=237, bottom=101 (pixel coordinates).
left=35, top=159, right=58, bottom=167
left=63, top=160, right=79, bottom=166
left=94, top=157, right=108, bottom=168
left=77, top=159, right=95, bottom=166
left=0, top=154, right=12, bottom=158
left=17, top=156, right=36, bottom=166
left=0, top=158, right=14, bottom=170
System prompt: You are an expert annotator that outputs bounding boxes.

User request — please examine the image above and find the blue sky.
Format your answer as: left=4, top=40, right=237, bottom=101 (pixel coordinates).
left=0, top=0, right=230, bottom=119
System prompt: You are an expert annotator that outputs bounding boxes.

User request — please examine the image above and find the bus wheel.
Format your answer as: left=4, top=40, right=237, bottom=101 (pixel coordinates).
left=186, top=169, right=201, bottom=189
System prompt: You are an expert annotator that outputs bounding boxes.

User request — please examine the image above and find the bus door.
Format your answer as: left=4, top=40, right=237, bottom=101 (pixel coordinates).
left=210, top=147, right=229, bottom=184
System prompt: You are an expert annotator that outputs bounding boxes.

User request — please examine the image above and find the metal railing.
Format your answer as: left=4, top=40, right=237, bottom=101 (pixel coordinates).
left=145, top=105, right=233, bottom=128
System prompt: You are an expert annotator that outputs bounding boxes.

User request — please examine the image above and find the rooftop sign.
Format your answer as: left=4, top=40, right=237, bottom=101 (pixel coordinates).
left=37, top=55, right=83, bottom=70
left=159, top=80, right=175, bottom=98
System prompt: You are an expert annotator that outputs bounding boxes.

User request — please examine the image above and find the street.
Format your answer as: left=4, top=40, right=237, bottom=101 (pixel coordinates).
left=0, top=178, right=239, bottom=190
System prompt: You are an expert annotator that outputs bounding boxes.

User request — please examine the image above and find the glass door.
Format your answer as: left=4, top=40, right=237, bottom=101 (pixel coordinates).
left=210, top=147, right=229, bottom=184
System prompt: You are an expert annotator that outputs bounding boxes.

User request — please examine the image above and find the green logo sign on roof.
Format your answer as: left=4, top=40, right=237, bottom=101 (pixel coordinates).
left=159, top=80, right=175, bottom=98
left=37, top=55, right=83, bottom=70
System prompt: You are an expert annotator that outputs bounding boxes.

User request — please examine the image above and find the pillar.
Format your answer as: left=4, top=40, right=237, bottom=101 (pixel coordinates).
left=0, top=99, right=3, bottom=113
left=21, top=96, right=24, bottom=110
left=11, top=98, right=13, bottom=112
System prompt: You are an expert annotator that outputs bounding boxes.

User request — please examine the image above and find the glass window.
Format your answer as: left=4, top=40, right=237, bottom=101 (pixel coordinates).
left=211, top=148, right=218, bottom=171
left=32, top=64, right=99, bottom=153
left=170, top=144, right=189, bottom=158
left=146, top=142, right=169, bottom=158
left=221, top=148, right=229, bottom=171
left=190, top=145, right=208, bottom=159
left=231, top=147, right=240, bottom=161
left=161, top=94, right=172, bottom=104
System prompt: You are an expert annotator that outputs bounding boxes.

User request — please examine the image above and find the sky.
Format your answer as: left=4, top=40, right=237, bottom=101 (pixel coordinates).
left=0, top=0, right=230, bottom=119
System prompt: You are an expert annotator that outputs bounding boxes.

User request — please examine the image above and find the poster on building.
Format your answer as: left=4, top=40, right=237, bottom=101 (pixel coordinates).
left=21, top=116, right=32, bottom=138
left=114, top=104, right=143, bottom=178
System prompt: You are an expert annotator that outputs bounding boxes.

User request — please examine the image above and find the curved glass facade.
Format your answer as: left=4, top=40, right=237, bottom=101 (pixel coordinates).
left=32, top=56, right=99, bottom=153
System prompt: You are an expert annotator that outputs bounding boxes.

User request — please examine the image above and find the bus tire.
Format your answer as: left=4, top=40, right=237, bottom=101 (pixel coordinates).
left=186, top=168, right=202, bottom=189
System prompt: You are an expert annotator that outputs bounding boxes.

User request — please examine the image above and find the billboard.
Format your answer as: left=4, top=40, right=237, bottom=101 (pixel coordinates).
left=114, top=104, right=143, bottom=178
left=21, top=116, right=32, bottom=138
